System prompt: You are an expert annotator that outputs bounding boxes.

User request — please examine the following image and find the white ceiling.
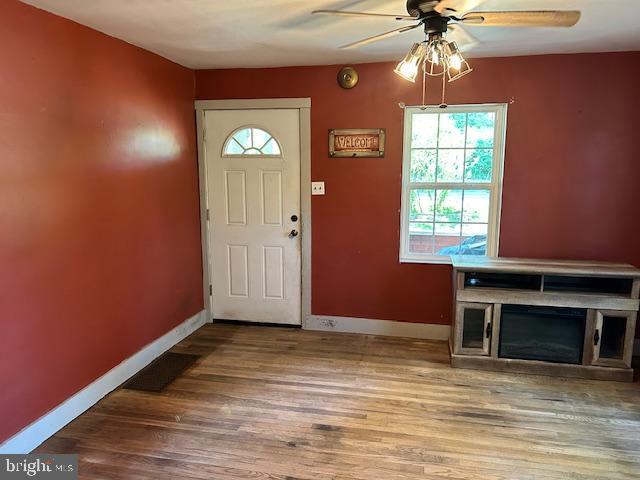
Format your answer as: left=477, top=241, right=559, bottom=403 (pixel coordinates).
left=21, top=0, right=640, bottom=69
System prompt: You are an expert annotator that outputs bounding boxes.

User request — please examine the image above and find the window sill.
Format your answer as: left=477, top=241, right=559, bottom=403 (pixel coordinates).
left=399, top=255, right=453, bottom=265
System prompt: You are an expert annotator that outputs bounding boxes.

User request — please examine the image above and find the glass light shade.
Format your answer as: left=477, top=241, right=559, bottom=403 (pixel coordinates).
left=394, top=43, right=427, bottom=82
left=430, top=48, right=440, bottom=65
left=448, top=59, right=473, bottom=82
left=449, top=52, right=462, bottom=70
left=426, top=35, right=448, bottom=66
left=446, top=42, right=473, bottom=82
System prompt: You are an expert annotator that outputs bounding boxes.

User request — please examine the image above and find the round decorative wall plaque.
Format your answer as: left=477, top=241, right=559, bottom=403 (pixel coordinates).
left=337, top=66, right=359, bottom=89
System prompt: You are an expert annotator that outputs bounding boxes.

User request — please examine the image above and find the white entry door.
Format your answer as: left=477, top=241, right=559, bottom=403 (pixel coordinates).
left=205, top=109, right=301, bottom=325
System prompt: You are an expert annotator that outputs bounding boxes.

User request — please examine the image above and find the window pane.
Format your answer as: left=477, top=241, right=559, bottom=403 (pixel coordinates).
left=410, top=222, right=434, bottom=234
left=466, top=112, right=495, bottom=148
left=252, top=128, right=271, bottom=148
left=600, top=316, right=627, bottom=359
left=437, top=149, right=464, bottom=182
left=225, top=139, right=244, bottom=155
left=435, top=189, right=462, bottom=222
left=465, top=149, right=493, bottom=183
left=411, top=114, right=438, bottom=148
left=462, top=223, right=488, bottom=236
left=461, top=224, right=488, bottom=256
left=435, top=223, right=461, bottom=255
left=410, top=149, right=436, bottom=182
left=462, top=308, right=486, bottom=348
left=409, top=231, right=434, bottom=254
left=224, top=127, right=281, bottom=156
left=462, top=190, right=490, bottom=223
left=438, top=113, right=466, bottom=148
left=261, top=138, right=281, bottom=155
left=435, top=223, right=461, bottom=235
left=233, top=128, right=252, bottom=149
left=410, top=189, right=435, bottom=222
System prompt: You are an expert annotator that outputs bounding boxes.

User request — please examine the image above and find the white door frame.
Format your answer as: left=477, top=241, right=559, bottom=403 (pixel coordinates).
left=195, top=98, right=312, bottom=325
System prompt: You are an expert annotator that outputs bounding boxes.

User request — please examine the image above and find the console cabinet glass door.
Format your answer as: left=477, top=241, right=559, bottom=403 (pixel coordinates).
left=455, top=302, right=493, bottom=356
left=592, top=310, right=636, bottom=368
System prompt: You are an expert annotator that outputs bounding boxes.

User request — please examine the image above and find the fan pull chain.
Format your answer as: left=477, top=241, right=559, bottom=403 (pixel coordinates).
left=440, top=70, right=448, bottom=108
left=421, top=59, right=427, bottom=108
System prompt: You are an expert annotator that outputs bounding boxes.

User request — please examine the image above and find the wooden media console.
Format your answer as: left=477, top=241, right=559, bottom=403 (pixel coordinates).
left=450, top=257, right=640, bottom=382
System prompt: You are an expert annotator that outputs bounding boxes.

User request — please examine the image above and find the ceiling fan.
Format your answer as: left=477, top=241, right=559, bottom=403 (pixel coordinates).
left=312, top=0, right=581, bottom=83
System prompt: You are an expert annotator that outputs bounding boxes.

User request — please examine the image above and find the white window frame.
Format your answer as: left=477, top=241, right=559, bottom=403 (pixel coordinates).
left=399, top=103, right=507, bottom=264
left=222, top=124, right=283, bottom=158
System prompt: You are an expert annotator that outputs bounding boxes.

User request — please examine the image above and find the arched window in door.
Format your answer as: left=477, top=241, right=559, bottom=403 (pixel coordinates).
left=222, top=126, right=282, bottom=157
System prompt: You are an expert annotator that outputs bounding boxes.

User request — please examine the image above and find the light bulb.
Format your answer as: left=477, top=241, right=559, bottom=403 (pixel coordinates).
left=445, top=41, right=473, bottom=81
left=394, top=43, right=427, bottom=82
left=398, top=61, right=418, bottom=80
left=449, top=53, right=462, bottom=70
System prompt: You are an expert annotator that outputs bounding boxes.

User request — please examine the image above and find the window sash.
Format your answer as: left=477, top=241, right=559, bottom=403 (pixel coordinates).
left=400, top=104, right=507, bottom=264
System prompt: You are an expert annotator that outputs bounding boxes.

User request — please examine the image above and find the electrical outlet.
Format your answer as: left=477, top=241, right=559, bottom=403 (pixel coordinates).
left=312, top=181, right=325, bottom=195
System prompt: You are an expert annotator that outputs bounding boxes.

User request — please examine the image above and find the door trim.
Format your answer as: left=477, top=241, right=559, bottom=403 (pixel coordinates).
left=196, top=98, right=311, bottom=110
left=195, top=98, right=312, bottom=325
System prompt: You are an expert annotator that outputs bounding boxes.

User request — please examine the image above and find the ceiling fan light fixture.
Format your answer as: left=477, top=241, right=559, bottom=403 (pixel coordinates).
left=446, top=42, right=463, bottom=70
left=447, top=59, right=473, bottom=82
left=444, top=41, right=472, bottom=81
left=430, top=47, right=440, bottom=65
left=394, top=43, right=427, bottom=82
left=312, top=3, right=582, bottom=86
left=427, top=35, right=447, bottom=66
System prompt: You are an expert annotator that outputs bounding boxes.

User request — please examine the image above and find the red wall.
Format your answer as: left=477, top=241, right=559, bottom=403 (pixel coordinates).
left=2, top=0, right=638, bottom=445
left=196, top=52, right=640, bottom=325
left=0, top=1, right=202, bottom=443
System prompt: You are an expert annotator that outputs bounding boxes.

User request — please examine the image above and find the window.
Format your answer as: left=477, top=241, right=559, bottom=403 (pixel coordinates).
left=400, top=104, right=507, bottom=264
left=223, top=126, right=282, bottom=157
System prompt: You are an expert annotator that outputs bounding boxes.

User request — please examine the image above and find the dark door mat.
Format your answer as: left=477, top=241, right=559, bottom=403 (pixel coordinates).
left=123, top=352, right=200, bottom=392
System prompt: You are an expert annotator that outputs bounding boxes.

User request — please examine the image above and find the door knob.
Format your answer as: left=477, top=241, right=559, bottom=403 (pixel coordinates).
left=288, top=229, right=299, bottom=238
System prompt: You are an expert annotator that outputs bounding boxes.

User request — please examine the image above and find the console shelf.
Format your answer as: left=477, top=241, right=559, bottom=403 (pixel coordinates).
left=450, top=256, right=640, bottom=382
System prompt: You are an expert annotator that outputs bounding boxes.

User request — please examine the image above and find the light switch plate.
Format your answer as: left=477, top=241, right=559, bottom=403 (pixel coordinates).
left=312, top=181, right=325, bottom=195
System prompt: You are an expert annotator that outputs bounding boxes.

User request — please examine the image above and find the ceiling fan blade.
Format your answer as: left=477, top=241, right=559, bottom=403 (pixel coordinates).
left=461, top=10, right=581, bottom=27
left=311, top=10, right=416, bottom=21
left=416, top=1, right=439, bottom=13
left=340, top=23, right=422, bottom=49
left=447, top=24, right=478, bottom=50
left=435, top=0, right=485, bottom=15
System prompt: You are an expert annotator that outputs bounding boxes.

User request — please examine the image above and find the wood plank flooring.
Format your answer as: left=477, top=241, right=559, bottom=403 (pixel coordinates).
left=37, top=324, right=640, bottom=479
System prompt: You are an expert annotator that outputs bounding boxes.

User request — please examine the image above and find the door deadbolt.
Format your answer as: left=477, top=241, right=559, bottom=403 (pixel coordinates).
left=291, top=214, right=298, bottom=222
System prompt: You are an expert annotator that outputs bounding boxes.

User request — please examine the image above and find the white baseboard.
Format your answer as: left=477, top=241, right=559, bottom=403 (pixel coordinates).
left=304, top=315, right=450, bottom=341
left=0, top=310, right=207, bottom=454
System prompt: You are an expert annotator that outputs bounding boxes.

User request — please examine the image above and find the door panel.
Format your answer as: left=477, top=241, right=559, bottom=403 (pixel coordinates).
left=205, top=109, right=301, bottom=325
left=263, top=246, right=284, bottom=299
left=592, top=309, right=635, bottom=368
left=454, top=302, right=493, bottom=356
left=227, top=245, right=249, bottom=298
left=225, top=171, right=247, bottom=225
left=261, top=170, right=283, bottom=226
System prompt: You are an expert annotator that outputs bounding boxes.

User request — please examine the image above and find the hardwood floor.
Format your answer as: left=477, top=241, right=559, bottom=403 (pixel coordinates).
left=37, top=324, right=640, bottom=479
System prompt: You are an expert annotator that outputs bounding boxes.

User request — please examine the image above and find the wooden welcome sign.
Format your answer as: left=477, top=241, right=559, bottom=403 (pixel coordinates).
left=328, top=129, right=386, bottom=158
